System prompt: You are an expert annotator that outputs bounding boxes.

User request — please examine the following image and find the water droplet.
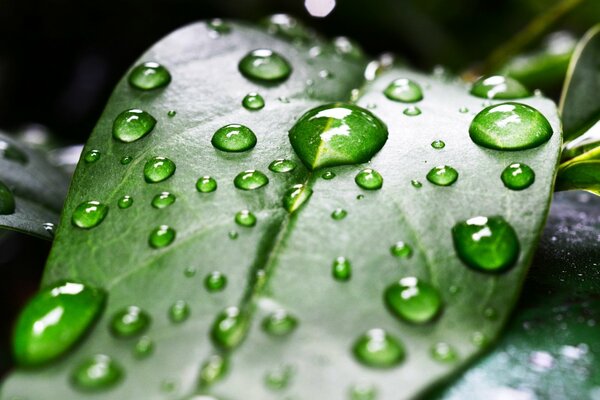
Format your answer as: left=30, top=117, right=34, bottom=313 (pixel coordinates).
left=322, top=171, right=336, bottom=180
left=233, top=170, right=269, bottom=190
left=283, top=184, right=313, bottom=212
left=426, top=165, right=459, bottom=186
left=0, top=139, right=28, bottom=164
left=263, top=14, right=313, bottom=42
left=356, top=194, right=365, bottom=200
left=0, top=181, right=15, bottom=215
left=128, top=62, right=171, bottom=91
left=134, top=336, right=154, bottom=358
left=242, top=92, right=265, bottom=110
left=265, top=365, right=292, bottom=390
left=269, top=158, right=296, bottom=173
left=144, top=156, right=176, bottom=183
left=431, top=342, right=458, bottom=362
left=110, top=306, right=151, bottom=337
left=333, top=36, right=363, bottom=59
left=184, top=266, right=197, bottom=277
left=483, top=306, right=498, bottom=320
left=238, top=49, right=292, bottom=83
left=118, top=195, right=133, bottom=209
left=384, top=277, right=442, bottom=324
left=319, top=69, right=333, bottom=79
left=349, top=383, right=377, bottom=400
left=12, top=282, right=105, bottom=366
left=112, top=109, right=156, bottom=143
left=332, top=257, right=352, bottom=281
left=390, top=241, right=412, bottom=258
left=459, top=107, right=469, bottom=113
left=42, top=222, right=55, bottom=236
left=331, top=208, right=347, bottom=220
left=289, top=103, right=388, bottom=170
left=234, top=209, right=257, bottom=227
left=199, top=354, right=228, bottom=387
left=196, top=176, right=217, bottom=193
left=470, top=75, right=531, bottom=100
left=501, top=162, right=535, bottom=190
left=411, top=179, right=422, bottom=188
left=120, top=156, right=133, bottom=165
left=452, top=216, right=520, bottom=272
left=205, top=272, right=227, bottom=292
left=403, top=106, right=422, bottom=116
left=228, top=231, right=239, bottom=240
left=352, top=329, right=404, bottom=368
left=207, top=18, right=231, bottom=36
left=83, top=149, right=101, bottom=163
left=168, top=300, right=189, bottom=323
left=469, top=102, right=553, bottom=150
left=211, top=124, right=257, bottom=152
left=431, top=140, right=445, bottom=149
left=72, top=200, right=108, bottom=229
left=384, top=78, right=423, bottom=103
left=151, top=192, right=176, bottom=209
left=149, top=225, right=176, bottom=249
left=471, top=331, right=488, bottom=347
left=355, top=168, right=383, bottom=190
left=262, top=310, right=298, bottom=337
left=167, top=110, right=177, bottom=117
left=211, top=307, right=249, bottom=350
left=71, top=354, right=122, bottom=391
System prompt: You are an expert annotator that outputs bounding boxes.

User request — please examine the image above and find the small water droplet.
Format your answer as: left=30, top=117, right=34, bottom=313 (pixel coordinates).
left=184, top=266, right=196, bottom=277
left=469, top=102, right=553, bottom=150
left=167, top=110, right=177, bottom=117
left=262, top=309, right=298, bottom=337
left=431, top=342, right=458, bottom=362
left=349, top=383, right=377, bottom=400
left=83, top=149, right=101, bottom=163
left=205, top=272, right=227, bottom=292
left=72, top=200, right=108, bottom=229
left=42, top=222, right=55, bottom=236
left=471, top=331, right=488, bottom=347
left=12, top=282, right=105, bottom=366
left=352, top=329, right=404, bottom=368
left=269, top=158, right=296, bottom=173
left=426, top=165, right=459, bottom=186
left=390, top=241, right=412, bottom=258
left=0, top=181, right=15, bottom=215
left=452, top=216, right=520, bottom=272
left=331, top=208, right=347, bottom=220
left=283, top=183, right=313, bottom=212
left=120, top=156, right=133, bottom=165
left=384, top=277, right=442, bottom=324
left=168, top=300, right=190, bottom=323
left=233, top=170, right=269, bottom=190
left=208, top=18, right=231, bottom=36
left=332, top=257, right=352, bottom=281
left=242, top=92, right=265, bottom=110
left=319, top=69, right=333, bottom=79
left=483, top=306, right=498, bottom=320
left=403, top=106, right=422, bottom=116
left=470, top=75, right=530, bottom=99
left=384, top=78, right=423, bottom=103
left=234, top=209, right=257, bottom=227
left=196, top=176, right=217, bottom=193
left=431, top=140, right=445, bottom=149
left=459, top=107, right=469, bottom=113
left=0, top=139, right=28, bottom=164
left=133, top=336, right=154, bottom=359
left=151, top=192, right=176, bottom=209
left=118, top=195, right=133, bottom=209
left=322, top=171, right=336, bottom=180
left=239, top=49, right=292, bottom=82
left=71, top=354, right=122, bottom=391
left=112, top=109, right=156, bottom=143
left=356, top=194, right=365, bottom=200
left=211, top=124, right=257, bottom=152
left=211, top=307, right=249, bottom=350
left=144, top=156, right=176, bottom=183
left=110, top=306, right=151, bottom=337
left=501, top=162, right=535, bottom=190
left=278, top=96, right=290, bottom=104
left=411, top=179, right=422, bottom=188
left=289, top=103, right=388, bottom=170
left=265, top=365, right=292, bottom=390
left=128, top=62, right=171, bottom=90
left=355, top=168, right=383, bottom=190
left=228, top=230, right=239, bottom=240
left=199, top=354, right=228, bottom=387
left=149, top=225, right=176, bottom=249
left=333, top=36, right=363, bottom=59
left=263, top=13, right=313, bottom=42
left=161, top=379, right=176, bottom=393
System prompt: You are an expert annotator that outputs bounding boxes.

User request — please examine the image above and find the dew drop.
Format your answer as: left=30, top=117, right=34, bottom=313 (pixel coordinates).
left=501, top=162, right=535, bottom=190
left=112, top=109, right=156, bottom=143
left=0, top=181, right=15, bottom=215
left=459, top=107, right=469, bottom=113
left=205, top=272, right=227, bottom=292
left=168, top=300, right=190, bottom=323
left=403, top=106, right=422, bottom=116
left=211, top=124, right=257, bottom=152
left=269, top=158, right=296, bottom=173
left=235, top=209, right=257, bottom=227
left=411, top=179, right=422, bottom=188
left=471, top=331, right=488, bottom=347
left=128, top=62, right=171, bottom=91
left=144, top=156, right=176, bottom=183
left=167, top=110, right=177, bottom=117
left=151, top=192, right=176, bottom=209
left=238, top=49, right=292, bottom=83
left=331, top=208, right=347, bottom=220
left=470, top=75, right=530, bottom=100
left=263, top=14, right=312, bottom=42
left=431, top=140, right=445, bottom=149
left=283, top=184, right=313, bottom=212
left=352, top=329, right=404, bottom=368
left=110, top=306, right=151, bottom=338
left=149, top=225, right=176, bottom=249
left=383, top=78, right=423, bottom=103
left=83, top=149, right=101, bottom=163
left=332, top=257, right=352, bottom=281
left=390, top=241, right=412, bottom=258
left=211, top=307, right=249, bottom=350
left=265, top=365, right=292, bottom=390
left=118, top=195, right=133, bottom=209
left=233, top=170, right=269, bottom=190
left=72, top=200, right=108, bottom=229
left=426, top=165, right=459, bottom=186
left=133, top=336, right=154, bottom=359
left=322, top=171, right=336, bottom=180
left=350, top=383, right=377, bottom=400
left=384, top=277, right=442, bottom=324
left=262, top=309, right=298, bottom=337
left=355, top=168, right=383, bottom=190
left=242, top=92, right=265, bottom=110
left=199, top=354, right=228, bottom=387
left=333, top=36, right=363, bottom=59
left=120, top=156, right=133, bottom=165
left=0, top=139, right=28, bottom=164
left=207, top=18, right=231, bottom=35
left=228, top=231, right=239, bottom=240
left=431, top=342, right=458, bottom=362
left=71, top=354, right=123, bottom=391
left=196, top=176, right=217, bottom=193
left=184, top=266, right=197, bottom=278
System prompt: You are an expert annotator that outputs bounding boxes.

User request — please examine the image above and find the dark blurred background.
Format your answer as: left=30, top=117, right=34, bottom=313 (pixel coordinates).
left=0, top=0, right=598, bottom=377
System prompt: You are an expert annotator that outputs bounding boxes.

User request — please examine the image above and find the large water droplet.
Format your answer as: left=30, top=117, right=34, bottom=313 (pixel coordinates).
left=242, top=93, right=265, bottom=111
left=110, top=306, right=151, bottom=337
left=452, top=216, right=520, bottom=272
left=151, top=192, right=176, bottom=209
left=332, top=257, right=352, bottom=281
left=469, top=102, right=553, bottom=150
left=211, top=307, right=249, bottom=350
left=144, top=156, right=176, bottom=183
left=501, top=162, right=535, bottom=190
left=118, top=195, right=133, bottom=209
left=269, top=158, right=296, bottom=173
left=235, top=209, right=257, bottom=227
left=149, top=225, right=176, bottom=248
left=83, top=149, right=101, bottom=164
left=196, top=176, right=217, bottom=193
left=72, top=200, right=108, bottom=229
left=205, top=272, right=227, bottom=292
left=71, top=354, right=123, bottom=391
left=383, top=78, right=423, bottom=103
left=289, top=103, right=388, bottom=170
left=12, top=282, right=105, bottom=366
left=0, top=181, right=15, bottom=215
left=233, top=170, right=269, bottom=190
left=262, top=310, right=298, bottom=337
left=169, top=300, right=189, bottom=323
left=384, top=277, right=442, bottom=324
left=238, top=49, right=292, bottom=82
left=470, top=75, right=530, bottom=100
left=199, top=354, right=228, bottom=387
left=426, top=165, right=459, bottom=186
left=283, top=183, right=313, bottom=212
left=112, top=109, right=156, bottom=143
left=128, top=62, right=171, bottom=91
left=355, top=168, right=383, bottom=190
left=352, top=329, right=404, bottom=368
left=211, top=124, right=257, bottom=152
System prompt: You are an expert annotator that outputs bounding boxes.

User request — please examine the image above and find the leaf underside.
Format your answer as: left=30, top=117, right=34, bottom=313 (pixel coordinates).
left=2, top=21, right=562, bottom=399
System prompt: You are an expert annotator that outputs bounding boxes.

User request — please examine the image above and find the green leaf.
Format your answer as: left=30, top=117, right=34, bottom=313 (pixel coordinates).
left=560, top=24, right=600, bottom=142
left=432, top=191, right=600, bottom=399
left=0, top=132, right=69, bottom=239
left=2, top=20, right=562, bottom=399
